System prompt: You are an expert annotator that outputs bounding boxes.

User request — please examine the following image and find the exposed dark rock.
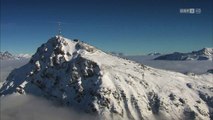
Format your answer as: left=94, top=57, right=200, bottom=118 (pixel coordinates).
left=148, top=92, right=161, bottom=114
left=186, top=83, right=193, bottom=89
left=179, top=98, right=185, bottom=104
left=183, top=107, right=196, bottom=120
left=169, top=93, right=175, bottom=101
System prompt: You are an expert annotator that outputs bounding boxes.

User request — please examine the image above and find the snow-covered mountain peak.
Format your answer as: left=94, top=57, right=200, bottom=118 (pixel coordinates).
left=0, top=51, right=14, bottom=60
left=1, top=36, right=213, bottom=120
left=197, top=48, right=213, bottom=56
left=30, top=35, right=99, bottom=67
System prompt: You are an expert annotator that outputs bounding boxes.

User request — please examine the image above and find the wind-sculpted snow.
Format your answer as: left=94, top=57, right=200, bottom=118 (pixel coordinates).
left=1, top=36, right=213, bottom=120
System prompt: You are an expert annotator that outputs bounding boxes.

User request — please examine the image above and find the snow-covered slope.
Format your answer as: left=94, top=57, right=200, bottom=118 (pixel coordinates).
left=0, top=36, right=212, bottom=120
left=154, top=48, right=213, bottom=61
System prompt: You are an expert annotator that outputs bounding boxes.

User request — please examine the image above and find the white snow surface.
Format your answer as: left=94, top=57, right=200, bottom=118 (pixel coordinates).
left=0, top=36, right=213, bottom=120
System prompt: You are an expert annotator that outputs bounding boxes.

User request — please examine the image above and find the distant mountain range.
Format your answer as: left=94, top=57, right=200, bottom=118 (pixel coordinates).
left=0, top=51, right=31, bottom=60
left=154, top=48, right=213, bottom=61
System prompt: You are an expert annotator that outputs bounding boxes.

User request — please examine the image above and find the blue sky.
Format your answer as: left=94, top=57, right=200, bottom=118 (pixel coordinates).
left=1, top=0, right=213, bottom=55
